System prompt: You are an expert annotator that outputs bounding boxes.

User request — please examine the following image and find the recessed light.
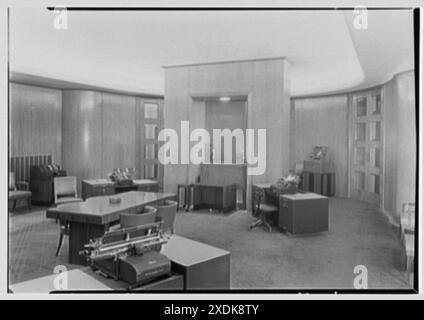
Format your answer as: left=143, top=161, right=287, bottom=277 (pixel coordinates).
left=219, top=96, right=231, bottom=102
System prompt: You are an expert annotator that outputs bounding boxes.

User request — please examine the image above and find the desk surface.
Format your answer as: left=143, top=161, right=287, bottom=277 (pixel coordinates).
left=195, top=182, right=236, bottom=187
left=252, top=183, right=273, bottom=189
left=162, top=235, right=230, bottom=266
left=46, top=191, right=175, bottom=225
left=10, top=235, right=230, bottom=293
left=281, top=192, right=328, bottom=200
left=83, top=179, right=158, bottom=186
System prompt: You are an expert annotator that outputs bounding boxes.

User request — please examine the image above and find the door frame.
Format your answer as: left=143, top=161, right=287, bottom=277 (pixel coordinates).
left=347, top=87, right=385, bottom=208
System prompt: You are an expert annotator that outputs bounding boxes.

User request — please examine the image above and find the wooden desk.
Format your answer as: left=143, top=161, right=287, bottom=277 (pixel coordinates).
left=193, top=183, right=237, bottom=213
left=10, top=235, right=230, bottom=293
left=82, top=179, right=159, bottom=200
left=46, top=191, right=175, bottom=265
left=162, top=235, right=230, bottom=290
left=279, top=193, right=329, bottom=234
left=251, top=184, right=330, bottom=233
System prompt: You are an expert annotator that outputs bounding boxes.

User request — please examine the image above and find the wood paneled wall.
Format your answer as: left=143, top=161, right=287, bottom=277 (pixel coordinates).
left=200, top=164, right=246, bottom=190
left=62, top=90, right=103, bottom=192
left=9, top=155, right=52, bottom=183
left=383, top=70, right=416, bottom=223
left=291, top=95, right=349, bottom=197
left=100, top=92, right=136, bottom=177
left=205, top=100, right=247, bottom=164
left=62, top=90, right=162, bottom=194
left=164, top=58, right=291, bottom=211
left=9, top=83, right=62, bottom=162
left=291, top=70, right=416, bottom=220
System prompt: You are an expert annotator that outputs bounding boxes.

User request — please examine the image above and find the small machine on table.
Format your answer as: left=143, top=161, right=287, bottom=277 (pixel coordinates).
left=80, top=221, right=172, bottom=289
left=82, top=167, right=159, bottom=200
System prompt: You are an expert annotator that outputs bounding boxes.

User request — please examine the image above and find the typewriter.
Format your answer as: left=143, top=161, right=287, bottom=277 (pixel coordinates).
left=80, top=221, right=171, bottom=288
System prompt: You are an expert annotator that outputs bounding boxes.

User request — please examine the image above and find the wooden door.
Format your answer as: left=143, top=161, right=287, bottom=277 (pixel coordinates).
left=349, top=89, right=383, bottom=206
left=139, top=99, right=164, bottom=190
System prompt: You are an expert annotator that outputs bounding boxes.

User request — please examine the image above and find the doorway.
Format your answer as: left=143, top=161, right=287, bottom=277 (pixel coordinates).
left=190, top=95, right=248, bottom=209
left=349, top=88, right=383, bottom=206
left=205, top=98, right=247, bottom=164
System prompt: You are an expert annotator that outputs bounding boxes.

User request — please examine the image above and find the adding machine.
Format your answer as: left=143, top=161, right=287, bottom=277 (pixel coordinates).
left=80, top=221, right=172, bottom=288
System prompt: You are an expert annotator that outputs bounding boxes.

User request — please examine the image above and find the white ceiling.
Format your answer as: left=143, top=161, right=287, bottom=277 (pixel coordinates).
left=9, top=9, right=414, bottom=96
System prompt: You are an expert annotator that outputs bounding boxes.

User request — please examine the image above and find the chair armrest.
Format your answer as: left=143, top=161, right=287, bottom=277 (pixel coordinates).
left=16, top=181, right=29, bottom=191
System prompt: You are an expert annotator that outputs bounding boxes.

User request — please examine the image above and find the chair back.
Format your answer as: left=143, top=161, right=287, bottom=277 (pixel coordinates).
left=401, top=202, right=415, bottom=232
left=294, top=163, right=304, bottom=175
left=120, top=206, right=157, bottom=228
left=9, top=172, right=16, bottom=190
left=155, top=200, right=177, bottom=234
left=103, top=207, right=157, bottom=244
left=54, top=176, right=78, bottom=204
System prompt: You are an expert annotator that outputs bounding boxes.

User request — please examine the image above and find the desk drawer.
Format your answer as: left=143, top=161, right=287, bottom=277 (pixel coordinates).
left=138, top=184, right=159, bottom=192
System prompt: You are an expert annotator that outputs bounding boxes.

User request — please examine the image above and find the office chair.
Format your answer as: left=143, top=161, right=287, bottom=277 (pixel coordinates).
left=154, top=200, right=178, bottom=236
left=53, top=176, right=82, bottom=256
left=53, top=176, right=83, bottom=205
left=8, top=172, right=31, bottom=210
left=115, top=206, right=158, bottom=240
left=294, top=163, right=304, bottom=190
left=120, top=206, right=157, bottom=228
left=400, top=202, right=415, bottom=285
left=55, top=204, right=70, bottom=256
left=249, top=187, right=278, bottom=232
left=400, top=202, right=415, bottom=241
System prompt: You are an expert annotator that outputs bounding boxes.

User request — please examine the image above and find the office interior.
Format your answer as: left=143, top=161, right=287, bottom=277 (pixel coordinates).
left=7, top=9, right=417, bottom=291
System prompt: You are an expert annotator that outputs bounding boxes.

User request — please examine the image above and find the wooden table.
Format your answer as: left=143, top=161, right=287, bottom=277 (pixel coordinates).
left=10, top=235, right=230, bottom=293
left=46, top=191, right=175, bottom=265
left=82, top=179, right=159, bottom=200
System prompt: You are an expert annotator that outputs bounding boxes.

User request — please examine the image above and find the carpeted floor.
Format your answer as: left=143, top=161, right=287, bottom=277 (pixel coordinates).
left=9, top=198, right=410, bottom=289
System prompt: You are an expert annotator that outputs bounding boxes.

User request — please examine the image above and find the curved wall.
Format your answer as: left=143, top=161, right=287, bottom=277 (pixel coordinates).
left=291, top=70, right=416, bottom=224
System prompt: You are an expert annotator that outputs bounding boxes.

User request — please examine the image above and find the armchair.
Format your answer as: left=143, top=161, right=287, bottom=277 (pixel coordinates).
left=400, top=202, right=415, bottom=286
left=8, top=172, right=31, bottom=210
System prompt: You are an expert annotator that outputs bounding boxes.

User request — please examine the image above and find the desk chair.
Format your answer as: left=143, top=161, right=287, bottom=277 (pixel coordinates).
left=400, top=202, right=415, bottom=285
left=53, top=176, right=82, bottom=205
left=118, top=206, right=157, bottom=239
left=55, top=204, right=70, bottom=256
left=294, top=163, right=304, bottom=190
left=154, top=200, right=178, bottom=236
left=8, top=172, right=31, bottom=210
left=404, top=233, right=414, bottom=286
left=249, top=188, right=278, bottom=232
left=53, top=176, right=82, bottom=256
left=400, top=202, right=415, bottom=240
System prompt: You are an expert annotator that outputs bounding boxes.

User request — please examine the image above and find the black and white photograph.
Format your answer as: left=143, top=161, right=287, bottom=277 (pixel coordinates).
left=2, top=1, right=420, bottom=298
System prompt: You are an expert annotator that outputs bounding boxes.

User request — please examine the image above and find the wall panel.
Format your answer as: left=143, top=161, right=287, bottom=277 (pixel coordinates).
left=9, top=83, right=62, bottom=163
left=62, top=90, right=103, bottom=193
left=164, top=58, right=291, bottom=210
left=163, top=67, right=191, bottom=192
left=383, top=70, right=416, bottom=223
left=100, top=92, right=136, bottom=177
left=291, top=95, right=348, bottom=197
